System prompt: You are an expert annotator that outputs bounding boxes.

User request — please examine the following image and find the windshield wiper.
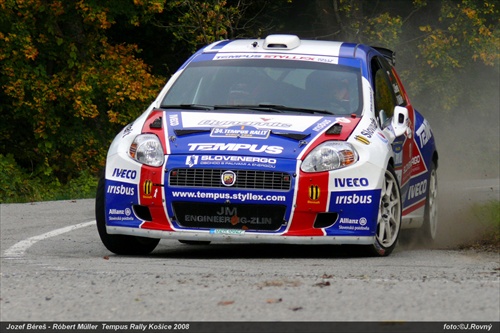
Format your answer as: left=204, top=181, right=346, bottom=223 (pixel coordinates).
left=160, top=104, right=334, bottom=115
left=213, top=105, right=284, bottom=113
left=257, top=104, right=335, bottom=115
left=160, top=104, right=214, bottom=110
left=214, top=104, right=334, bottom=115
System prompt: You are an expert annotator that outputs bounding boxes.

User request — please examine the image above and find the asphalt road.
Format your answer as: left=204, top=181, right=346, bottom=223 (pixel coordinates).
left=0, top=180, right=499, bottom=323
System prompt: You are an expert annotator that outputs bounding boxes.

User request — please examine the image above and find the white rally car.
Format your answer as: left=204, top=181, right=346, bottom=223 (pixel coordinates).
left=96, top=34, right=438, bottom=256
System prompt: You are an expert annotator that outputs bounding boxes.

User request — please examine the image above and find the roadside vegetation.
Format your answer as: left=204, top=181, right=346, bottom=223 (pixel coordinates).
left=0, top=153, right=97, bottom=203
left=0, top=0, right=498, bottom=250
left=1, top=0, right=498, bottom=244
left=457, top=200, right=500, bottom=251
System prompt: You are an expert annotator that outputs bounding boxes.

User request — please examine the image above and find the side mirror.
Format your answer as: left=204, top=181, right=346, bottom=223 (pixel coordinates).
left=391, top=106, right=409, bottom=138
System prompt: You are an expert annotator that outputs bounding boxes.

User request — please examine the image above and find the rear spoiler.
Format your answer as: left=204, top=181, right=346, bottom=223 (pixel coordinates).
left=373, top=46, right=396, bottom=66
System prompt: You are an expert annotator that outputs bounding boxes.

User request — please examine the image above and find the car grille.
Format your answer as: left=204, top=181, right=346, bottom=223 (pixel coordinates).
left=173, top=202, right=286, bottom=231
left=169, top=168, right=291, bottom=190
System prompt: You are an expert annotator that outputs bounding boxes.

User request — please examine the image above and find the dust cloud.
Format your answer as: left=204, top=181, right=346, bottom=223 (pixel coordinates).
left=412, top=65, right=500, bottom=250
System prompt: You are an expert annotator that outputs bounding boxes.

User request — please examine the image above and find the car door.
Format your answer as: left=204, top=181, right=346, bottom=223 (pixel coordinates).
left=370, top=55, right=415, bottom=199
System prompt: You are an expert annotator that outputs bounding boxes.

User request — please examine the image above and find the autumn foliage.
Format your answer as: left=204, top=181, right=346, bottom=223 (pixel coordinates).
left=0, top=0, right=498, bottom=202
left=0, top=0, right=165, bottom=186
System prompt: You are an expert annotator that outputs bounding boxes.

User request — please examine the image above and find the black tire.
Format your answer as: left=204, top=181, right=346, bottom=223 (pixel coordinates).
left=95, top=174, right=160, bottom=255
left=365, top=164, right=402, bottom=257
left=178, top=240, right=211, bottom=245
left=419, top=161, right=438, bottom=243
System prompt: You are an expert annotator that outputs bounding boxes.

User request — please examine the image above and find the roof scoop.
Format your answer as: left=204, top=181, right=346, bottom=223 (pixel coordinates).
left=263, top=34, right=301, bottom=50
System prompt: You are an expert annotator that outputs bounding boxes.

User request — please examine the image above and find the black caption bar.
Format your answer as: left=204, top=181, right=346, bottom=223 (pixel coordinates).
left=1, top=321, right=499, bottom=333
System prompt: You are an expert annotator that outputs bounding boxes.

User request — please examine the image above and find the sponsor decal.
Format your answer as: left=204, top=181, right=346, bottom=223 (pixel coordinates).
left=198, top=119, right=291, bottom=129
left=334, top=178, right=369, bottom=187
left=186, top=155, right=199, bottom=167
left=308, top=185, right=320, bottom=201
left=407, top=179, right=427, bottom=200
left=339, top=217, right=359, bottom=224
left=406, top=119, right=413, bottom=139
left=361, top=118, right=378, bottom=138
left=376, top=132, right=388, bottom=144
left=312, top=119, right=332, bottom=132
left=335, top=193, right=372, bottom=204
left=169, top=114, right=179, bottom=126
left=410, top=151, right=427, bottom=175
left=185, top=155, right=277, bottom=168
left=338, top=225, right=369, bottom=231
left=221, top=171, right=236, bottom=187
left=336, top=117, right=352, bottom=124
left=264, top=55, right=317, bottom=61
left=392, top=83, right=404, bottom=105
left=122, top=122, right=134, bottom=138
left=218, top=206, right=236, bottom=216
left=213, top=53, right=339, bottom=65
left=394, top=151, right=403, bottom=166
left=171, top=190, right=287, bottom=202
left=143, top=180, right=153, bottom=195
left=112, top=168, right=137, bottom=180
left=354, top=135, right=370, bottom=145
left=203, top=155, right=277, bottom=164
left=185, top=213, right=272, bottom=226
left=210, top=126, right=270, bottom=139
left=181, top=112, right=321, bottom=132
left=214, top=54, right=264, bottom=60
left=210, top=229, right=245, bottom=235
left=185, top=214, right=230, bottom=223
left=187, top=143, right=283, bottom=154
left=360, top=217, right=367, bottom=226
left=109, top=208, right=131, bottom=216
left=264, top=54, right=339, bottom=64
left=416, top=119, right=432, bottom=148
left=339, top=217, right=367, bottom=225
left=403, top=159, right=413, bottom=174
left=338, top=216, right=369, bottom=231
left=392, top=141, right=404, bottom=166
left=107, top=183, right=135, bottom=196
left=108, top=207, right=134, bottom=221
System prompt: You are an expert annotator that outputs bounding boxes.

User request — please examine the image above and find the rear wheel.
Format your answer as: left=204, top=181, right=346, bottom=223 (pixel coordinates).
left=419, top=161, right=438, bottom=243
left=366, top=165, right=402, bottom=257
left=96, top=174, right=159, bottom=255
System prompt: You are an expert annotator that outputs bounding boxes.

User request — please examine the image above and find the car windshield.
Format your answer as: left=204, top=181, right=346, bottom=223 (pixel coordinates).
left=161, top=59, right=363, bottom=115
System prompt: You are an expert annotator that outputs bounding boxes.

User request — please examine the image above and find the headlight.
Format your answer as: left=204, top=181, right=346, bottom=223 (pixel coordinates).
left=301, top=142, right=358, bottom=172
left=129, top=134, right=164, bottom=167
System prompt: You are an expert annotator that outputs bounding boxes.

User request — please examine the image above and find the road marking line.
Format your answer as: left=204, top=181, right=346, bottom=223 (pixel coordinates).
left=3, top=220, right=95, bottom=259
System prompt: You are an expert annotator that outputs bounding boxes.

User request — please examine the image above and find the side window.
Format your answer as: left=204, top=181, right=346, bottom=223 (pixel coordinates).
left=371, top=57, right=397, bottom=127
left=381, top=59, right=407, bottom=107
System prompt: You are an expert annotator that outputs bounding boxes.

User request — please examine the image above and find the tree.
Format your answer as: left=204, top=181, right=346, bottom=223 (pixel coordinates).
left=154, top=0, right=292, bottom=53
left=412, top=0, right=499, bottom=112
left=0, top=0, right=166, bottom=183
left=297, top=0, right=498, bottom=114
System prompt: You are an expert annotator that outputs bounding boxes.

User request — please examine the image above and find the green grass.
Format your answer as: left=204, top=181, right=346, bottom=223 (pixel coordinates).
left=465, top=200, right=500, bottom=250
left=0, top=154, right=98, bottom=203
left=0, top=173, right=98, bottom=203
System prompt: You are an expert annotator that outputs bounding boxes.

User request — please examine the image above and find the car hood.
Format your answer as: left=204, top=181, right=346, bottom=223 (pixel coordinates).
left=161, top=111, right=361, bottom=159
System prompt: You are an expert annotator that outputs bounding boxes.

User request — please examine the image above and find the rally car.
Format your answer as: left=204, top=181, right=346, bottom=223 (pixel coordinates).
left=96, top=34, right=438, bottom=256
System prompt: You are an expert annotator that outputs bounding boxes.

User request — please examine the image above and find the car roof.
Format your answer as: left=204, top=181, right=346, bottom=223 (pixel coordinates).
left=212, top=35, right=391, bottom=59
left=187, top=35, right=395, bottom=76
left=175, top=35, right=396, bottom=84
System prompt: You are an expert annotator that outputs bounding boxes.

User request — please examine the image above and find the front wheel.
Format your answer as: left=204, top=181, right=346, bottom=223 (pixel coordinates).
left=366, top=165, right=402, bottom=257
left=95, top=174, right=160, bottom=255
